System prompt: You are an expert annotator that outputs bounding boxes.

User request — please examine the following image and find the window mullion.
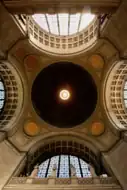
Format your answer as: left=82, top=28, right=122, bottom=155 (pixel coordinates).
left=68, top=155, right=71, bottom=177
left=45, top=158, right=51, bottom=177
left=57, top=155, right=61, bottom=178
left=78, top=157, right=83, bottom=177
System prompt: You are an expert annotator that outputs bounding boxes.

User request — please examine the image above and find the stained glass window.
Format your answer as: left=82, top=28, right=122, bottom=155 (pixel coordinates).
left=80, top=158, right=91, bottom=177
left=70, top=155, right=81, bottom=177
left=37, top=155, right=91, bottom=178
left=59, top=155, right=69, bottom=178
left=124, top=81, right=127, bottom=108
left=32, top=13, right=95, bottom=36
left=38, top=159, right=49, bottom=178
left=0, top=79, right=5, bottom=112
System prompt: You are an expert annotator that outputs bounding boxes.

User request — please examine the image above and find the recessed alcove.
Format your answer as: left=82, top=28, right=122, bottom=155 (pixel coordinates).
left=31, top=62, right=97, bottom=128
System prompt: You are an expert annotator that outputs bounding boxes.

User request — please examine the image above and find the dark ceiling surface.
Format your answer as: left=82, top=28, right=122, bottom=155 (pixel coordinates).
left=32, top=62, right=97, bottom=128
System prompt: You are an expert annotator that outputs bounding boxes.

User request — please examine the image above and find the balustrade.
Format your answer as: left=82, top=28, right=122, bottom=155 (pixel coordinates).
left=7, top=177, right=118, bottom=185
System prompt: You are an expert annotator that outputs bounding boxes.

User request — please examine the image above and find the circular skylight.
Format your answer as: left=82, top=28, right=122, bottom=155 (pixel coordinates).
left=32, top=13, right=95, bottom=36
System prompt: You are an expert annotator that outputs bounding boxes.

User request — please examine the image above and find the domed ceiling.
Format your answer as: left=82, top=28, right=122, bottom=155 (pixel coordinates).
left=32, top=62, right=97, bottom=128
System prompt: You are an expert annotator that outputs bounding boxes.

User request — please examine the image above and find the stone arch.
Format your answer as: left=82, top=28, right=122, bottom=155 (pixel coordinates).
left=18, top=134, right=111, bottom=177
left=103, top=60, right=127, bottom=130
left=0, top=61, right=24, bottom=130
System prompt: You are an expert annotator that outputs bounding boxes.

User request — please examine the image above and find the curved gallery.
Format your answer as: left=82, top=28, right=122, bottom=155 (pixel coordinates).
left=32, top=62, right=97, bottom=128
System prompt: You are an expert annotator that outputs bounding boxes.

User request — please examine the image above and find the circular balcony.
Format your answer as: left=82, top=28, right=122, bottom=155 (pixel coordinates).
left=28, top=15, right=98, bottom=56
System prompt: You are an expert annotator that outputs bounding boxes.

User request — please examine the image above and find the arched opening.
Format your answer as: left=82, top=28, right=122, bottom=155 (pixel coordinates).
left=0, top=61, right=24, bottom=130
left=103, top=60, right=127, bottom=130
left=20, top=139, right=109, bottom=178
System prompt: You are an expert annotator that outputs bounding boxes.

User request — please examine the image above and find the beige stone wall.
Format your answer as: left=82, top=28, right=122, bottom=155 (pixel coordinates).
left=0, top=140, right=25, bottom=190
left=103, top=140, right=127, bottom=189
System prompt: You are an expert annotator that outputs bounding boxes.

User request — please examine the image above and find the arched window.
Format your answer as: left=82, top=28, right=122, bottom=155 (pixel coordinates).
left=0, top=79, right=5, bottom=112
left=124, top=81, right=127, bottom=108
left=37, top=155, right=91, bottom=178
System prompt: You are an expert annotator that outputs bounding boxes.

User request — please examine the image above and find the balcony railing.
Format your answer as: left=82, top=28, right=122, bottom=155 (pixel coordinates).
left=6, top=177, right=119, bottom=185
left=4, top=177, right=121, bottom=190
left=13, top=15, right=99, bottom=56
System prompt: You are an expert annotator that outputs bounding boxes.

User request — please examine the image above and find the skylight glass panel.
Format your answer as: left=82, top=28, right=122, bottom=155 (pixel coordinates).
left=0, top=80, right=5, bottom=111
left=0, top=100, right=4, bottom=109
left=124, top=81, right=127, bottom=108
left=0, top=81, right=4, bottom=90
left=79, top=13, right=95, bottom=31
left=33, top=14, right=49, bottom=32
left=69, top=13, right=80, bottom=35
left=32, top=13, right=95, bottom=36
left=46, top=14, right=59, bottom=35
left=124, top=90, right=127, bottom=99
left=124, top=99, right=127, bottom=106
left=124, top=81, right=127, bottom=89
left=58, top=14, right=68, bottom=35
left=0, top=90, right=5, bottom=99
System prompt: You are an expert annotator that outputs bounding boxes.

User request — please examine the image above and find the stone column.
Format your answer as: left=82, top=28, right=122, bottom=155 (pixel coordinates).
left=103, top=139, right=127, bottom=190
left=0, top=132, right=6, bottom=142
left=0, top=140, right=25, bottom=190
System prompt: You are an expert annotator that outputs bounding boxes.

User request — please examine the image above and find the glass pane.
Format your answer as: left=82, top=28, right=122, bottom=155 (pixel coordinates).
left=80, top=159, right=91, bottom=177
left=59, top=155, right=69, bottom=178
left=47, top=156, right=59, bottom=177
left=32, top=13, right=95, bottom=36
left=124, top=91, right=127, bottom=99
left=0, top=81, right=4, bottom=90
left=69, top=13, right=80, bottom=35
left=0, top=80, right=5, bottom=111
left=0, top=91, right=5, bottom=99
left=58, top=14, right=68, bottom=35
left=38, top=159, right=49, bottom=178
left=0, top=100, right=4, bottom=109
left=70, top=155, right=81, bottom=177
left=124, top=81, right=127, bottom=89
left=79, top=13, right=95, bottom=31
left=124, top=99, right=127, bottom=107
left=46, top=14, right=59, bottom=35
left=33, top=14, right=49, bottom=32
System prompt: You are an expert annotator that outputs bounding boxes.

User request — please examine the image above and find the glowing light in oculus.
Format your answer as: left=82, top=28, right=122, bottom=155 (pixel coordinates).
left=32, top=13, right=95, bottom=36
left=59, top=89, right=70, bottom=100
